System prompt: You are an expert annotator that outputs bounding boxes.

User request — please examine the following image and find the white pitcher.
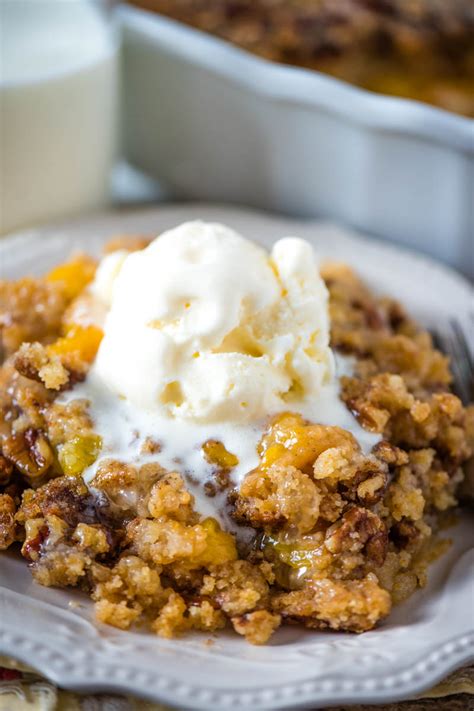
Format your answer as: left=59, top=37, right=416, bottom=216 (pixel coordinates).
left=0, top=0, right=117, bottom=234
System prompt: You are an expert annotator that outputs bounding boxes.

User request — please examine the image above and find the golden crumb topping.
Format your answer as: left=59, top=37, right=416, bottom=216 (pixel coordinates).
left=0, top=236, right=472, bottom=644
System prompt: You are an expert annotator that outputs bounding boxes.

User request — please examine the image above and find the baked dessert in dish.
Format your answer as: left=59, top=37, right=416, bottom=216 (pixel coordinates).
left=1, top=222, right=472, bottom=645
left=129, top=0, right=474, bottom=117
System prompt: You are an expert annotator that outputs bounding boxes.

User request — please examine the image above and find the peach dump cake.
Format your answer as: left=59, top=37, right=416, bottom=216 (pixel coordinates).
left=1, top=222, right=473, bottom=645
left=130, top=0, right=474, bottom=117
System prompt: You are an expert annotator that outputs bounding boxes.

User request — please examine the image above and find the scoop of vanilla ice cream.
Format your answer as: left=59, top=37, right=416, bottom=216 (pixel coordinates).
left=92, top=221, right=334, bottom=422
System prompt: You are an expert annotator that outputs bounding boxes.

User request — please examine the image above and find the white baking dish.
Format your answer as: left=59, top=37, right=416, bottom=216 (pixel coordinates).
left=118, top=5, right=474, bottom=278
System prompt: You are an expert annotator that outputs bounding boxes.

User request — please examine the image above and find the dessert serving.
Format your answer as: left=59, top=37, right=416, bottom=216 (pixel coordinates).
left=129, top=0, right=474, bottom=117
left=0, top=221, right=472, bottom=646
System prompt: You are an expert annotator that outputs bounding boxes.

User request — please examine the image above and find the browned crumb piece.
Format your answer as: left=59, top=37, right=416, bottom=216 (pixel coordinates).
left=14, top=342, right=70, bottom=390
left=127, top=516, right=237, bottom=569
left=342, top=374, right=467, bottom=455
left=0, top=361, right=51, bottom=431
left=342, top=373, right=424, bottom=434
left=313, top=443, right=390, bottom=506
left=377, top=534, right=451, bottom=605
left=372, top=440, right=409, bottom=468
left=92, top=555, right=166, bottom=630
left=272, top=575, right=391, bottom=633
left=151, top=591, right=189, bottom=638
left=22, top=515, right=82, bottom=583
left=45, top=399, right=94, bottom=448
left=0, top=278, right=67, bottom=358
left=73, top=522, right=110, bottom=554
left=20, top=514, right=110, bottom=587
left=0, top=494, right=18, bottom=549
left=93, top=461, right=199, bottom=525
left=324, top=505, right=388, bottom=567
left=126, top=518, right=206, bottom=566
left=187, top=599, right=226, bottom=632
left=91, top=460, right=165, bottom=517
left=234, top=463, right=321, bottom=533
left=388, top=448, right=461, bottom=520
left=370, top=333, right=451, bottom=388
left=16, top=475, right=104, bottom=529
left=151, top=593, right=226, bottom=638
left=232, top=610, right=281, bottom=645
left=95, top=598, right=141, bottom=630
left=201, top=560, right=269, bottom=616
left=258, top=560, right=276, bottom=585
left=148, top=471, right=198, bottom=523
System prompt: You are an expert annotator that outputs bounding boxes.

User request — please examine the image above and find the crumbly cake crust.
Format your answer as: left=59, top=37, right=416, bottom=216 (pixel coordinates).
left=0, top=238, right=472, bottom=644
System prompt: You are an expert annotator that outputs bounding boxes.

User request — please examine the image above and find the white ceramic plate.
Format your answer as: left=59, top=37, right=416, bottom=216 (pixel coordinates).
left=1, top=205, right=473, bottom=710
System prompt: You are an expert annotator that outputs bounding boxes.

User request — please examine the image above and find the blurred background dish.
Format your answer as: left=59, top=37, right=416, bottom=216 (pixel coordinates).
left=129, top=0, right=474, bottom=117
left=118, top=3, right=474, bottom=279
left=0, top=0, right=117, bottom=235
